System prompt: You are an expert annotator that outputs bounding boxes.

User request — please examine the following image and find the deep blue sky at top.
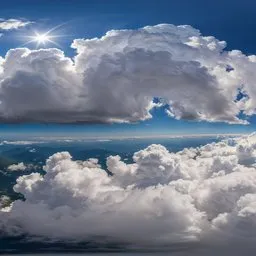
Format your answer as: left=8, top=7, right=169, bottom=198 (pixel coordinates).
left=0, top=0, right=256, bottom=137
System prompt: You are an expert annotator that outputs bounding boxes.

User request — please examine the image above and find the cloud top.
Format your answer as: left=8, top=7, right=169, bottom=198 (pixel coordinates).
left=0, top=24, right=256, bottom=124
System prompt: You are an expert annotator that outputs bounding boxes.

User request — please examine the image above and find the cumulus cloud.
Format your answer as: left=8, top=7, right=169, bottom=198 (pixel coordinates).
left=1, top=133, right=256, bottom=250
left=7, top=162, right=26, bottom=171
left=0, top=24, right=256, bottom=124
left=0, top=18, right=32, bottom=30
left=6, top=162, right=39, bottom=172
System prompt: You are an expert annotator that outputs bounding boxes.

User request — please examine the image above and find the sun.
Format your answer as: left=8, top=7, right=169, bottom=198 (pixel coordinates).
left=21, top=24, right=66, bottom=48
left=28, top=32, right=58, bottom=48
left=23, top=31, right=60, bottom=48
left=34, top=33, right=50, bottom=44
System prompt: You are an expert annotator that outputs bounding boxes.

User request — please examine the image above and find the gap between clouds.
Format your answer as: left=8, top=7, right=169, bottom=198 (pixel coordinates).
left=0, top=24, right=256, bottom=124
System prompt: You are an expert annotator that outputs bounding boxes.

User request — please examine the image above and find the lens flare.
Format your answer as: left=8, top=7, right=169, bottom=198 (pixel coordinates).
left=33, top=33, right=50, bottom=44
left=21, top=23, right=67, bottom=48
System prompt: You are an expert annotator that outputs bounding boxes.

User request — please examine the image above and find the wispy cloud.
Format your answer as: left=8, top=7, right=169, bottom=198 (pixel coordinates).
left=0, top=18, right=32, bottom=30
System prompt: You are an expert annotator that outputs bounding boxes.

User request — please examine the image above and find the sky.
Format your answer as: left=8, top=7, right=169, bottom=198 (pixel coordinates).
left=0, top=0, right=256, bottom=137
left=2, top=2, right=256, bottom=253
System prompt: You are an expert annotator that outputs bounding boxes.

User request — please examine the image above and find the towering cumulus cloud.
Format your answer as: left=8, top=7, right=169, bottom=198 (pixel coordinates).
left=0, top=24, right=256, bottom=124
left=1, top=133, right=256, bottom=252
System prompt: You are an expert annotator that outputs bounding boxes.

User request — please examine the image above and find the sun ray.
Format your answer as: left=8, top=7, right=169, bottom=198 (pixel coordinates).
left=44, top=22, right=68, bottom=36
left=46, top=39, right=62, bottom=48
left=20, top=39, right=38, bottom=47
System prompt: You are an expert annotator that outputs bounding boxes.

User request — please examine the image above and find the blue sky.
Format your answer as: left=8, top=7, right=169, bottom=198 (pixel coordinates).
left=0, top=0, right=256, bottom=137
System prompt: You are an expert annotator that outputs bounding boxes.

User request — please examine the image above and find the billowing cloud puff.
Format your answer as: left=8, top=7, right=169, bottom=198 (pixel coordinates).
left=0, top=19, right=32, bottom=30
left=6, top=162, right=38, bottom=172
left=1, top=133, right=256, bottom=249
left=7, top=162, right=26, bottom=171
left=0, top=24, right=256, bottom=124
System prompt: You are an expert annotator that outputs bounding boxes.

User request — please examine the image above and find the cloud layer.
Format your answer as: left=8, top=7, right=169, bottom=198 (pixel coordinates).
left=0, top=24, right=256, bottom=124
left=1, top=133, right=256, bottom=249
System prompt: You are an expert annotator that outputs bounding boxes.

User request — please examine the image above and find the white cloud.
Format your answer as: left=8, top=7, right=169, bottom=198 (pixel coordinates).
left=7, top=162, right=26, bottom=171
left=0, top=19, right=32, bottom=30
left=0, top=140, right=43, bottom=145
left=0, top=24, right=256, bottom=124
left=6, top=162, right=39, bottom=172
left=1, top=133, right=256, bottom=249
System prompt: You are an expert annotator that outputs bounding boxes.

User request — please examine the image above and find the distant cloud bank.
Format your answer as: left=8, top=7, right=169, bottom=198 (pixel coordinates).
left=1, top=133, right=256, bottom=253
left=0, top=24, right=256, bottom=124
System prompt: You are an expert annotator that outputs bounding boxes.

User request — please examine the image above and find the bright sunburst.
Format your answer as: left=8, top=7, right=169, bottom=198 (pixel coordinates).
left=25, top=31, right=60, bottom=48
left=33, top=33, right=51, bottom=44
left=22, top=24, right=66, bottom=48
